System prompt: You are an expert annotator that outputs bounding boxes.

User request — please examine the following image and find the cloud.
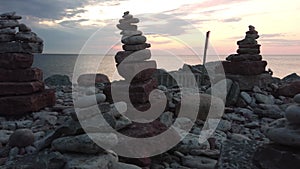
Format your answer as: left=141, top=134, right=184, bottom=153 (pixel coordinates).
left=221, top=17, right=242, bottom=22
left=260, top=33, right=285, bottom=38
left=261, top=39, right=300, bottom=46
left=59, top=19, right=89, bottom=28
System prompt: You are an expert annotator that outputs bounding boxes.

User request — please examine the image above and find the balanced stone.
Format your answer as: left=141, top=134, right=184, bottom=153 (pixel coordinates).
left=18, top=23, right=31, bottom=32
left=226, top=54, right=262, bottom=62
left=0, top=20, right=19, bottom=29
left=0, top=81, right=44, bottom=96
left=115, top=49, right=151, bottom=64
left=0, top=12, right=16, bottom=18
left=221, top=61, right=267, bottom=75
left=122, top=11, right=133, bottom=19
left=15, top=32, right=43, bottom=43
left=0, top=68, right=43, bottom=82
left=116, top=24, right=137, bottom=31
left=122, top=35, right=147, bottom=45
left=119, top=18, right=139, bottom=24
left=0, top=42, right=43, bottom=53
left=0, top=53, right=33, bottom=69
left=237, top=48, right=260, bottom=54
left=0, top=34, right=14, bottom=42
left=121, top=30, right=143, bottom=37
left=123, top=43, right=151, bottom=51
left=237, top=38, right=257, bottom=45
left=117, top=60, right=157, bottom=80
left=0, top=28, right=16, bottom=34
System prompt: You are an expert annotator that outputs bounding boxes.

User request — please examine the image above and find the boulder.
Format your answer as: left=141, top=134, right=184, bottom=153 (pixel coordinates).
left=284, top=104, right=300, bottom=125
left=0, top=89, right=55, bottom=116
left=0, top=68, right=43, bottom=82
left=0, top=53, right=33, bottom=69
left=9, top=129, right=34, bottom=147
left=226, top=54, right=262, bottom=62
left=122, top=35, right=147, bottom=45
left=278, top=81, right=300, bottom=97
left=77, top=73, right=110, bottom=86
left=122, top=43, right=151, bottom=51
left=44, top=74, right=71, bottom=87
left=220, top=61, right=267, bottom=75
left=0, top=81, right=44, bottom=96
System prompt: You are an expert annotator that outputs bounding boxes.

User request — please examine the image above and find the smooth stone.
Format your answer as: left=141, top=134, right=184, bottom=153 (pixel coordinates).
left=9, top=129, right=34, bottom=148
left=182, top=155, right=217, bottom=169
left=122, top=35, right=147, bottom=45
left=217, top=119, right=232, bottom=132
left=0, top=130, right=13, bottom=144
left=240, top=92, right=252, bottom=104
left=15, top=32, right=43, bottom=43
left=115, top=116, right=132, bottom=130
left=230, top=133, right=251, bottom=141
left=237, top=38, right=258, bottom=45
left=254, top=93, right=275, bottom=104
left=0, top=34, right=14, bottom=42
left=119, top=18, right=139, bottom=24
left=122, top=43, right=151, bottom=51
left=115, top=49, right=151, bottom=64
left=8, top=147, right=19, bottom=160
left=75, top=93, right=106, bottom=108
left=123, top=14, right=133, bottom=19
left=237, top=48, right=260, bottom=54
left=116, top=60, right=156, bottom=80
left=121, top=30, right=142, bottom=37
left=52, top=133, right=118, bottom=154
left=226, top=54, right=262, bottom=62
left=285, top=105, right=300, bottom=124
left=293, top=94, right=300, bottom=103
left=264, top=127, right=300, bottom=147
left=0, top=28, right=16, bottom=34
left=159, top=111, right=174, bottom=128
left=0, top=12, right=16, bottom=17
left=0, top=20, right=19, bottom=29
left=18, top=23, right=31, bottom=32
left=116, top=24, right=137, bottom=31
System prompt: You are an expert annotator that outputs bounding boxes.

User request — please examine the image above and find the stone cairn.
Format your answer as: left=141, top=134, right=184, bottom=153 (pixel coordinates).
left=105, top=11, right=158, bottom=111
left=0, top=12, right=55, bottom=116
left=219, top=25, right=272, bottom=90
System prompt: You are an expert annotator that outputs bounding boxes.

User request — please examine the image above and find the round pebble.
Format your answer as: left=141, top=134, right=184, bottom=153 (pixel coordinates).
left=285, top=105, right=300, bottom=124
left=293, top=94, right=300, bottom=104
left=9, top=129, right=34, bottom=148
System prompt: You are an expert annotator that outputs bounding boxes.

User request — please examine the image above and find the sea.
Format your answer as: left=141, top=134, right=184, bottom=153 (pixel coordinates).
left=33, top=54, right=300, bottom=81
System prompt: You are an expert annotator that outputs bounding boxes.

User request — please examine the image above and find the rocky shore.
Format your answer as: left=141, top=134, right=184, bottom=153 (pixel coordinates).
left=0, top=12, right=300, bottom=169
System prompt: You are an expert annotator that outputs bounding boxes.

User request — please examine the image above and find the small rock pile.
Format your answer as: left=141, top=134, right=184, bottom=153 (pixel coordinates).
left=218, top=25, right=273, bottom=90
left=0, top=12, right=55, bottom=116
left=105, top=11, right=158, bottom=111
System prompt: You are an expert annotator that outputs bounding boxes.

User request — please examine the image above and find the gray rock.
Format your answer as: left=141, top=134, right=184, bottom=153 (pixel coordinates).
left=230, top=133, right=251, bottom=141
left=0, top=42, right=43, bottom=54
left=240, top=91, right=252, bottom=104
left=9, top=129, right=34, bottom=148
left=18, top=23, right=31, bottom=32
left=120, top=30, right=143, bottom=37
left=119, top=18, right=139, bottom=24
left=281, top=73, right=300, bottom=83
left=216, top=139, right=261, bottom=169
left=255, top=104, right=284, bottom=119
left=122, top=35, right=147, bottom=45
left=254, top=93, right=275, bottom=104
left=0, top=12, right=16, bottom=17
left=8, top=147, right=19, bottom=161
left=182, top=155, right=217, bottom=169
left=75, top=94, right=106, bottom=108
left=217, top=119, right=232, bottom=132
left=15, top=120, right=33, bottom=129
left=264, top=126, right=300, bottom=147
left=122, top=43, right=151, bottom=51
left=52, top=133, right=118, bottom=154
left=15, top=32, right=43, bottom=43
left=44, top=74, right=71, bottom=86
left=294, top=94, right=300, bottom=104
left=116, top=23, right=138, bottom=31
left=0, top=130, right=13, bottom=144
left=115, top=116, right=132, bottom=130
left=285, top=104, right=300, bottom=124
left=0, top=28, right=16, bottom=34
left=25, top=146, right=37, bottom=154
left=159, top=111, right=174, bottom=128
left=0, top=34, right=14, bottom=42
left=0, top=20, right=19, bottom=29
left=111, top=162, right=142, bottom=169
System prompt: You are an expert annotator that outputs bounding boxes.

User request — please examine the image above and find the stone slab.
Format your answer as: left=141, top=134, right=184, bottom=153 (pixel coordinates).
left=0, top=81, right=44, bottom=96
left=0, top=53, right=33, bottom=69
left=115, top=49, right=151, bottom=64
left=220, top=61, right=267, bottom=75
left=122, top=43, right=151, bottom=51
left=0, top=68, right=43, bottom=82
left=0, top=89, right=56, bottom=116
left=117, top=60, right=157, bottom=80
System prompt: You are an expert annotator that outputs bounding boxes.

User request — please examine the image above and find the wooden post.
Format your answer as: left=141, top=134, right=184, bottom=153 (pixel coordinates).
left=201, top=31, right=210, bottom=85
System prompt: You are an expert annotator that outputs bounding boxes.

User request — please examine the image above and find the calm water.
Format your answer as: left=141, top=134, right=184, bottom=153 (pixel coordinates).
left=33, top=54, right=300, bottom=81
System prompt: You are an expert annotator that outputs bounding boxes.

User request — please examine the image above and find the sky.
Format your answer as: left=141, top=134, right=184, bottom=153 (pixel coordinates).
left=1, top=0, right=300, bottom=55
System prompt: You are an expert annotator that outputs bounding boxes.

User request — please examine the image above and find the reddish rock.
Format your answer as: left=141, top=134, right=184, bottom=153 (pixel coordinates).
left=77, top=73, right=110, bottom=86
left=0, top=68, right=43, bottom=82
left=0, top=89, right=55, bottom=116
left=220, top=61, right=267, bottom=75
left=278, top=81, right=300, bottom=97
left=117, top=61, right=157, bottom=80
left=0, top=81, right=44, bottom=96
left=0, top=53, right=33, bottom=69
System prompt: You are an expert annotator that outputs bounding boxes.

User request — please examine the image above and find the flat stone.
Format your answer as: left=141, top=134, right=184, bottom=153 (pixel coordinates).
left=115, top=49, right=151, bottom=64
left=264, top=126, right=300, bottom=147
left=238, top=44, right=261, bottom=49
left=0, top=42, right=43, bottom=53
left=0, top=81, right=44, bottom=96
left=182, top=155, right=217, bottom=169
left=15, top=32, right=43, bottom=43
left=0, top=89, right=56, bottom=116
left=285, top=105, right=300, bottom=124
left=226, top=54, right=262, bottom=62
left=9, top=129, right=34, bottom=147
left=237, top=48, right=260, bottom=54
left=254, top=93, right=275, bottom=104
left=117, top=60, right=157, bottom=80
left=0, top=12, right=16, bottom=18
left=123, top=43, right=151, bottom=51
left=0, top=28, right=16, bottom=34
left=0, top=34, right=14, bottom=42
left=237, top=38, right=258, bottom=45
left=119, top=18, right=139, bottom=24
left=220, top=61, right=267, bottom=75
left=0, top=20, right=19, bottom=29
left=116, top=23, right=138, bottom=31
left=122, top=35, right=147, bottom=45
left=18, top=23, right=31, bottom=32
left=253, top=144, right=300, bottom=169
left=0, top=68, right=43, bottom=82
left=121, top=30, right=143, bottom=37
left=0, top=53, right=33, bottom=69
left=123, top=13, right=133, bottom=19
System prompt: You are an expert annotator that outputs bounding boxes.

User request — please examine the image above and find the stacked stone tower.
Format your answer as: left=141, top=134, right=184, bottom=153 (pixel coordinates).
left=105, top=11, right=158, bottom=111
left=0, top=12, right=55, bottom=116
left=219, top=25, right=273, bottom=90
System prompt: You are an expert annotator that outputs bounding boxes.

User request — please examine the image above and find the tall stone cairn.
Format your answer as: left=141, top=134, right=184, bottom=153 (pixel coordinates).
left=217, top=25, right=272, bottom=90
left=0, top=12, right=55, bottom=116
left=104, top=11, right=158, bottom=110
